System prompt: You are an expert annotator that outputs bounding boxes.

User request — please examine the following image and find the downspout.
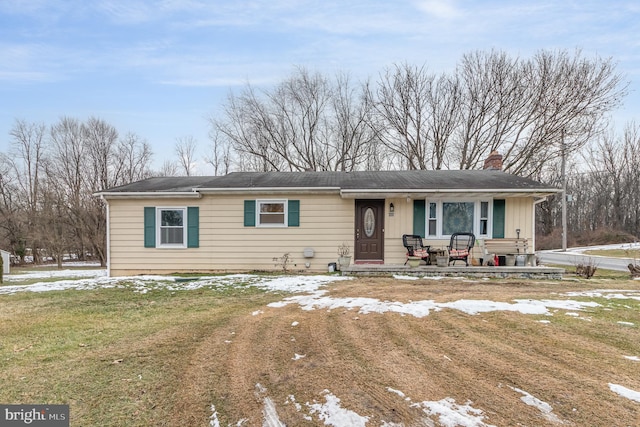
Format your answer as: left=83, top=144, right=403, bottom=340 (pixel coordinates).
left=532, top=197, right=548, bottom=254
left=101, top=196, right=111, bottom=277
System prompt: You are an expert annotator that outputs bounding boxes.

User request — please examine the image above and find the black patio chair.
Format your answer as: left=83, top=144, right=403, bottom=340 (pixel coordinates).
left=402, top=234, right=430, bottom=265
left=447, top=232, right=475, bottom=266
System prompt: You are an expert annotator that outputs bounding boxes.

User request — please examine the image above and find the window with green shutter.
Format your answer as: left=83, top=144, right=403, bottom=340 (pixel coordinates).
left=144, top=206, right=199, bottom=248
left=144, top=207, right=156, bottom=247
left=187, top=207, right=199, bottom=248
left=244, top=199, right=300, bottom=227
left=288, top=200, right=300, bottom=227
left=244, top=200, right=256, bottom=226
left=492, top=199, right=505, bottom=238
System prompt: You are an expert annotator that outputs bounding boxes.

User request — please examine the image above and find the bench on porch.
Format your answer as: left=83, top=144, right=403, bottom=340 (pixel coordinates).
left=480, top=238, right=536, bottom=266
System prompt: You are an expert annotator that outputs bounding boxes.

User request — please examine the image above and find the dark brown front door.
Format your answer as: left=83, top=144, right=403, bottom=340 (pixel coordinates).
left=355, top=199, right=384, bottom=262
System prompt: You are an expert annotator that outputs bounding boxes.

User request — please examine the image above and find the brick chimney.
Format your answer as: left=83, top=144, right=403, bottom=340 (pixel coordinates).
left=483, top=151, right=503, bottom=170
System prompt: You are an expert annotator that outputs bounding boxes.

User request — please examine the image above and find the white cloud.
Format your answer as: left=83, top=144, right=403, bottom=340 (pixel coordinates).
left=414, top=0, right=461, bottom=20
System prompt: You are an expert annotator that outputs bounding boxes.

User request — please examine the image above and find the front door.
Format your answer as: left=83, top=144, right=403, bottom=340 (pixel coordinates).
left=355, top=199, right=384, bottom=262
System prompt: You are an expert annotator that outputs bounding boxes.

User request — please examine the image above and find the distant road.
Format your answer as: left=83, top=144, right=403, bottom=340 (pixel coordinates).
left=537, top=244, right=640, bottom=272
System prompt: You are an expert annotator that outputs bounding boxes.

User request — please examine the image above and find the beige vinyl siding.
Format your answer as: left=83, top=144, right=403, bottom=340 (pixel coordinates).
left=504, top=197, right=533, bottom=239
left=108, top=194, right=354, bottom=276
left=383, top=197, right=413, bottom=264
left=107, top=193, right=538, bottom=275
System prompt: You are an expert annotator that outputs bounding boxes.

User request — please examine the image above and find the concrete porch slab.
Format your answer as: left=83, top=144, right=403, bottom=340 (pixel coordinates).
left=341, top=264, right=564, bottom=279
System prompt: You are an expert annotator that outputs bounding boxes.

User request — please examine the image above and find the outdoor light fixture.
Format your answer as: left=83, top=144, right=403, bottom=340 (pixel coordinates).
left=389, top=203, right=395, bottom=216
left=516, top=228, right=521, bottom=238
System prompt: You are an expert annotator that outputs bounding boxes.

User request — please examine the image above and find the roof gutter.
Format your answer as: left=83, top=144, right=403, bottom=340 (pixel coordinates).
left=195, top=187, right=341, bottom=195
left=339, top=188, right=561, bottom=198
left=93, top=191, right=202, bottom=199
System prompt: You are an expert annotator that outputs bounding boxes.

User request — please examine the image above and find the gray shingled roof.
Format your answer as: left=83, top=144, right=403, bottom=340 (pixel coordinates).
left=100, top=170, right=558, bottom=194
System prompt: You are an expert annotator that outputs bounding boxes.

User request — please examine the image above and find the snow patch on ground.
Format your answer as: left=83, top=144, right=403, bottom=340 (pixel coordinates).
left=4, top=268, right=106, bottom=281
left=509, top=386, right=564, bottom=424
left=385, top=387, right=495, bottom=426
left=617, top=321, right=635, bottom=326
left=609, top=383, right=640, bottom=403
left=392, top=274, right=420, bottom=281
left=563, top=289, right=640, bottom=301
left=0, top=272, right=350, bottom=296
left=255, top=383, right=285, bottom=427
left=413, top=397, right=495, bottom=427
left=307, top=390, right=370, bottom=427
left=209, top=404, right=220, bottom=427
left=268, top=291, right=601, bottom=318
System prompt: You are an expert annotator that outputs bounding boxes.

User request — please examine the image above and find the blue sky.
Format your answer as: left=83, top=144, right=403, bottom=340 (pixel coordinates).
left=1, top=0, right=639, bottom=172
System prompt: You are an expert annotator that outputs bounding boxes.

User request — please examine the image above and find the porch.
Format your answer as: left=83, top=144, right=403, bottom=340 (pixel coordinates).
left=341, top=263, right=564, bottom=279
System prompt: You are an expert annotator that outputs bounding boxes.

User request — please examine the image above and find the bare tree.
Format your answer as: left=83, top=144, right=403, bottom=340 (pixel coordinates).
left=49, top=117, right=87, bottom=260
left=115, top=132, right=153, bottom=183
left=330, top=73, right=380, bottom=171
left=455, top=50, right=627, bottom=177
left=584, top=122, right=640, bottom=233
left=454, top=50, right=532, bottom=171
left=84, top=116, right=119, bottom=190
left=205, top=127, right=232, bottom=176
left=175, top=135, right=198, bottom=176
left=7, top=119, right=48, bottom=263
left=215, top=67, right=376, bottom=171
left=157, top=159, right=179, bottom=177
left=374, top=63, right=435, bottom=170
left=0, top=154, right=28, bottom=262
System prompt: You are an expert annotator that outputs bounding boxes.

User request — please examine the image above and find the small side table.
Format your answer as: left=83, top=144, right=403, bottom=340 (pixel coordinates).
left=427, top=248, right=448, bottom=265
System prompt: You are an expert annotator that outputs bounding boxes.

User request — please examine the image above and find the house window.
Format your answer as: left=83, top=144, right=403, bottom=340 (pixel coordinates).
left=144, top=206, right=198, bottom=248
left=428, top=202, right=437, bottom=236
left=442, top=202, right=474, bottom=235
left=479, top=201, right=489, bottom=236
left=257, top=200, right=287, bottom=226
left=425, top=200, right=492, bottom=237
left=158, top=208, right=186, bottom=247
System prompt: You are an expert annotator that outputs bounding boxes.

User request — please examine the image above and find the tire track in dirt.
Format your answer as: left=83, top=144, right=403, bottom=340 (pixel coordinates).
left=170, top=278, right=640, bottom=426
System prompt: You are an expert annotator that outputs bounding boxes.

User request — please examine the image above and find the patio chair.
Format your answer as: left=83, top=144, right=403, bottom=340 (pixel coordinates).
left=447, top=232, right=475, bottom=266
left=402, top=234, right=430, bottom=265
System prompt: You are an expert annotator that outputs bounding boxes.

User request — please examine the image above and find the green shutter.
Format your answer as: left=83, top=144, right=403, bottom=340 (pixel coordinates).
left=187, top=207, right=199, bottom=248
left=493, top=199, right=505, bottom=238
left=244, top=200, right=256, bottom=226
left=288, top=200, right=300, bottom=227
left=413, top=200, right=426, bottom=238
left=144, top=207, right=156, bottom=248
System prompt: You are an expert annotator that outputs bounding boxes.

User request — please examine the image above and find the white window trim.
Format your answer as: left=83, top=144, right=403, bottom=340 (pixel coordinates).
left=425, top=199, right=493, bottom=238
left=156, top=207, right=187, bottom=248
left=256, top=199, right=288, bottom=227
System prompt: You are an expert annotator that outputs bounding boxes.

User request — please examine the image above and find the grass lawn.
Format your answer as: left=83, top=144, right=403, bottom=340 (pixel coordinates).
left=1, top=269, right=639, bottom=426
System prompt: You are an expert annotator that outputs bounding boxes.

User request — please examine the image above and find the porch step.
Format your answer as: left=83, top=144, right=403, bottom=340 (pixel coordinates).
left=341, top=264, right=564, bottom=279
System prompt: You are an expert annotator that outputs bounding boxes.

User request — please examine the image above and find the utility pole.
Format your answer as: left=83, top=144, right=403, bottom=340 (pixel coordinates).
left=561, top=132, right=567, bottom=251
